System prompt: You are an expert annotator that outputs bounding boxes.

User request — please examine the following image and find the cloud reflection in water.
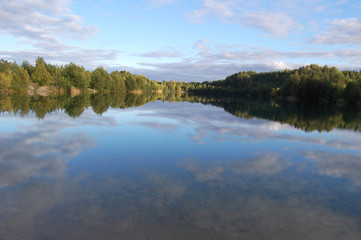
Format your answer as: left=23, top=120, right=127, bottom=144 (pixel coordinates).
left=0, top=103, right=361, bottom=239
left=304, top=150, right=361, bottom=185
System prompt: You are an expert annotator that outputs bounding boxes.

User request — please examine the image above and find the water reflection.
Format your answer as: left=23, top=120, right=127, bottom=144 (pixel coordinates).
left=1, top=92, right=361, bottom=133
left=178, top=154, right=361, bottom=239
left=0, top=115, right=95, bottom=188
left=0, top=94, right=361, bottom=239
left=305, top=151, right=361, bottom=185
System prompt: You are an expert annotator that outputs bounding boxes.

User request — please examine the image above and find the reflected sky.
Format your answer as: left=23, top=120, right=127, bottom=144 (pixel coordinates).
left=0, top=101, right=361, bottom=240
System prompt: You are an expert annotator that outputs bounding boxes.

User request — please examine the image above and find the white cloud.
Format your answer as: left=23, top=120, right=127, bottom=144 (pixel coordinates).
left=131, top=40, right=361, bottom=82
left=137, top=61, right=295, bottom=82
left=0, top=0, right=95, bottom=42
left=187, top=0, right=296, bottom=37
left=187, top=0, right=235, bottom=23
left=0, top=0, right=119, bottom=68
left=238, top=11, right=297, bottom=37
left=148, top=0, right=176, bottom=7
left=0, top=49, right=118, bottom=69
left=140, top=49, right=182, bottom=58
left=313, top=18, right=361, bottom=45
left=186, top=0, right=361, bottom=39
left=335, top=0, right=349, bottom=5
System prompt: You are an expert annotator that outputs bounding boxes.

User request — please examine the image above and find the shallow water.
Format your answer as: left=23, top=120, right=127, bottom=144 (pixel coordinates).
left=0, top=99, right=361, bottom=239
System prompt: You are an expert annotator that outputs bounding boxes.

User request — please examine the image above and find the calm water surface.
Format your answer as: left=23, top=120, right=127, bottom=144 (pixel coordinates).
left=0, top=99, right=361, bottom=239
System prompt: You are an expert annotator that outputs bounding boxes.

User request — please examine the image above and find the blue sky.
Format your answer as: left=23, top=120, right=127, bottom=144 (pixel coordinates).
left=0, top=0, right=360, bottom=82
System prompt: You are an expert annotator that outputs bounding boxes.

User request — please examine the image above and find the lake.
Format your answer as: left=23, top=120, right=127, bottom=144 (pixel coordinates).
left=0, top=93, right=361, bottom=240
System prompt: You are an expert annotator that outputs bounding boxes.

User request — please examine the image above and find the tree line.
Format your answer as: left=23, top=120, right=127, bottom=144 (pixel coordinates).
left=1, top=58, right=361, bottom=105
left=0, top=58, right=190, bottom=93
left=190, top=64, right=361, bottom=105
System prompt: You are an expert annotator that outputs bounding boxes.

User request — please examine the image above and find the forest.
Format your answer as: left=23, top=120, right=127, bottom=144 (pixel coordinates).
left=0, top=58, right=188, bottom=94
left=192, top=64, right=361, bottom=105
left=1, top=58, right=361, bottom=105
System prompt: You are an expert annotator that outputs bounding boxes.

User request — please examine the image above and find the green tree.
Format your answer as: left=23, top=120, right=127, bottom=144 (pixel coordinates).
left=63, top=63, right=89, bottom=90
left=90, top=67, right=111, bottom=92
left=0, top=70, right=12, bottom=90
left=0, top=60, right=12, bottom=91
left=11, top=65, right=31, bottom=91
left=135, top=75, right=146, bottom=89
left=125, top=74, right=138, bottom=91
left=22, top=60, right=35, bottom=76
left=110, top=71, right=126, bottom=92
left=31, top=57, right=52, bottom=86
